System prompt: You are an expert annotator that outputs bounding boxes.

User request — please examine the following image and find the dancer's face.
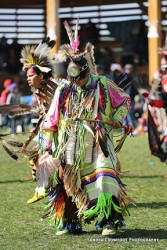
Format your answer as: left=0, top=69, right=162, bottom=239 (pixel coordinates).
left=160, top=58, right=167, bottom=74
left=67, top=62, right=90, bottom=88
left=27, top=68, right=43, bottom=89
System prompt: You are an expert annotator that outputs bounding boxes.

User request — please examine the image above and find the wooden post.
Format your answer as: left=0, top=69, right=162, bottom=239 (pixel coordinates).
left=148, top=0, right=162, bottom=84
left=46, top=0, right=60, bottom=53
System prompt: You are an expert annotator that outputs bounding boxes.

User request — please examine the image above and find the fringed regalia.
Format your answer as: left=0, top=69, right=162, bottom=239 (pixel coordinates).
left=44, top=74, right=132, bottom=229
left=147, top=75, right=167, bottom=163
left=145, top=36, right=167, bottom=163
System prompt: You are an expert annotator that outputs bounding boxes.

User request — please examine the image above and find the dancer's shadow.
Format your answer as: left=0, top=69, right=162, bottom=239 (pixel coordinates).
left=122, top=175, right=164, bottom=179
left=136, top=202, right=167, bottom=209
left=0, top=179, right=31, bottom=184
left=86, top=229, right=167, bottom=239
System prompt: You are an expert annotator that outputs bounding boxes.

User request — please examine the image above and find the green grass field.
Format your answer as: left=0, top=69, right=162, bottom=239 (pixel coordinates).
left=0, top=134, right=167, bottom=250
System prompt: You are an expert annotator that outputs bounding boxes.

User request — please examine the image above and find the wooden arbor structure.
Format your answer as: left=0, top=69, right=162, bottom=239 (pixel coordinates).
left=0, top=0, right=163, bottom=83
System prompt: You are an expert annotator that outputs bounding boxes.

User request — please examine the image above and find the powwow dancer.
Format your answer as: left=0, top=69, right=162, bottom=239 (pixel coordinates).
left=42, top=18, right=133, bottom=236
left=20, top=37, right=62, bottom=203
left=0, top=37, right=60, bottom=202
left=144, top=36, right=167, bottom=165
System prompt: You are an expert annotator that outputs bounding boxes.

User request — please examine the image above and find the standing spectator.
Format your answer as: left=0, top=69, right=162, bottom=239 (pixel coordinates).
left=0, top=79, right=12, bottom=128
left=123, top=64, right=138, bottom=128
left=96, top=64, right=105, bottom=75
left=108, top=63, right=122, bottom=82
left=0, top=79, right=12, bottom=105
left=6, top=83, right=24, bottom=133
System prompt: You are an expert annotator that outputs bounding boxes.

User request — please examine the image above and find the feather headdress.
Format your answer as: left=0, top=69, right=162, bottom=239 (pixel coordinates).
left=20, top=37, right=56, bottom=73
left=54, top=18, right=97, bottom=74
left=158, top=34, right=167, bottom=56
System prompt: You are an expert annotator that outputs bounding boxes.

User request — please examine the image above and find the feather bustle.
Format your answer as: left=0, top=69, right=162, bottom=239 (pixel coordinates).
left=0, top=104, right=39, bottom=117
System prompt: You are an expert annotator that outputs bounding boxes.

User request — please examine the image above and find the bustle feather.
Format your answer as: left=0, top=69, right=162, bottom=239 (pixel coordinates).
left=116, top=73, right=133, bottom=91
left=0, top=104, right=39, bottom=117
left=96, top=130, right=109, bottom=158
left=35, top=92, right=52, bottom=105
left=40, top=79, right=57, bottom=94
left=5, top=140, right=24, bottom=147
left=0, top=140, right=18, bottom=160
left=36, top=79, right=58, bottom=110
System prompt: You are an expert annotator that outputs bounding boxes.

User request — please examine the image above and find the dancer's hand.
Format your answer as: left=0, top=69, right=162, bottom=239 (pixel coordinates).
left=112, top=120, right=122, bottom=129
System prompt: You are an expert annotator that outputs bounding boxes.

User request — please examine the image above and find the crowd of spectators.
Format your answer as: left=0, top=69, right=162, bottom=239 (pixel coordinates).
left=0, top=78, right=37, bottom=134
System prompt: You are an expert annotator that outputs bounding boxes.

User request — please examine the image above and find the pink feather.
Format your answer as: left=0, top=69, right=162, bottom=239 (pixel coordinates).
left=71, top=37, right=80, bottom=51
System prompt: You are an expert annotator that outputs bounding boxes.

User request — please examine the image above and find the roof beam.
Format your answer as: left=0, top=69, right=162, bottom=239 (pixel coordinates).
left=0, top=0, right=145, bottom=8
left=60, top=0, right=145, bottom=7
left=0, top=0, right=45, bottom=8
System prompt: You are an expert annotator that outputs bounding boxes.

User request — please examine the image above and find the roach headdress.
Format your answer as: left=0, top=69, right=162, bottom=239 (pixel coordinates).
left=20, top=37, right=56, bottom=74
left=20, top=37, right=58, bottom=110
left=54, top=18, right=97, bottom=74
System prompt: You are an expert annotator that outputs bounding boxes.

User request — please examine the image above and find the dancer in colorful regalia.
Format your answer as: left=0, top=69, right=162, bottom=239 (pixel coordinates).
left=145, top=36, right=167, bottom=165
left=0, top=37, right=60, bottom=203
left=20, top=38, right=62, bottom=203
left=3, top=37, right=60, bottom=203
left=42, top=18, right=133, bottom=236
